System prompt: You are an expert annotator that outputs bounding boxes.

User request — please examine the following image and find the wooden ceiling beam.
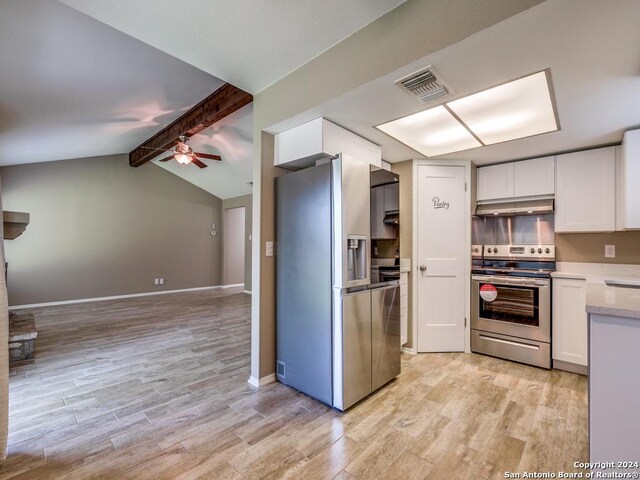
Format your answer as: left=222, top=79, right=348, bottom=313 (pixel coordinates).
left=129, top=83, right=252, bottom=167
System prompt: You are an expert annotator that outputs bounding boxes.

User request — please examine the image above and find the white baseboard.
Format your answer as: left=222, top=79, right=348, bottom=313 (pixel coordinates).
left=8, top=284, right=243, bottom=310
left=247, top=373, right=276, bottom=388
left=243, top=290, right=252, bottom=295
left=402, top=346, right=417, bottom=355
left=553, top=359, right=588, bottom=376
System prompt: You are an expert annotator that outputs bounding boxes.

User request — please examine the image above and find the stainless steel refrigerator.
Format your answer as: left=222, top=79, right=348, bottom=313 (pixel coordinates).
left=275, top=156, right=400, bottom=411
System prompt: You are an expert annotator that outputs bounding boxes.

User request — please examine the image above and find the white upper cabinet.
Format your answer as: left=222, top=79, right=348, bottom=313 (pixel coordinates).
left=514, top=156, right=555, bottom=197
left=477, top=156, right=555, bottom=201
left=274, top=118, right=382, bottom=169
left=616, top=130, right=640, bottom=230
left=477, top=163, right=514, bottom=201
left=552, top=277, right=588, bottom=367
left=556, top=146, right=616, bottom=232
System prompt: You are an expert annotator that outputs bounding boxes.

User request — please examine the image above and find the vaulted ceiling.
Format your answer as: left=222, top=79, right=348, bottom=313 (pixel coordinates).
left=57, top=0, right=407, bottom=94
left=0, top=0, right=406, bottom=199
left=0, top=0, right=224, bottom=166
left=152, top=104, right=254, bottom=200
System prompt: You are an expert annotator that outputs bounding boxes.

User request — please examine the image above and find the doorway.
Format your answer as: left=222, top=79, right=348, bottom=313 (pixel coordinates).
left=416, top=165, right=466, bottom=352
left=223, top=206, right=246, bottom=286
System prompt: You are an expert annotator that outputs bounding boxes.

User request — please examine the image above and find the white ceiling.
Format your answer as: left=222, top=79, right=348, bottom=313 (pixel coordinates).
left=152, top=104, right=253, bottom=200
left=58, top=0, right=407, bottom=94
left=0, top=0, right=225, bottom=167
left=266, top=0, right=640, bottom=166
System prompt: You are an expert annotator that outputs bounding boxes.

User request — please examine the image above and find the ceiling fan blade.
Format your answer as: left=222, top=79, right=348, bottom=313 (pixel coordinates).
left=192, top=158, right=208, bottom=169
left=194, top=152, right=222, bottom=161
left=158, top=155, right=176, bottom=162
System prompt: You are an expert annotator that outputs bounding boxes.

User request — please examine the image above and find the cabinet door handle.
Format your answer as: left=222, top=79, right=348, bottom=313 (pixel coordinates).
left=419, top=265, right=427, bottom=272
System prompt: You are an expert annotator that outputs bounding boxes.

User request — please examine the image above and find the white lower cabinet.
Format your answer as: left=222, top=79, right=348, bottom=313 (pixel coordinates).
left=552, top=278, right=588, bottom=367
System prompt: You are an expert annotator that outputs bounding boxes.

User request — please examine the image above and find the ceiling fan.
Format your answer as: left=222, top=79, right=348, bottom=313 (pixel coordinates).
left=142, top=135, right=222, bottom=169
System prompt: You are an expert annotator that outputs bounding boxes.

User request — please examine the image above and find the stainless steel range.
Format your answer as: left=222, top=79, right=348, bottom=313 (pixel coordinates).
left=471, top=244, right=555, bottom=369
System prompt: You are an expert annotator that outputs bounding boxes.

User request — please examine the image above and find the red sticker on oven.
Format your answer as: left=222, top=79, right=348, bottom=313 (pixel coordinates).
left=480, top=284, right=498, bottom=302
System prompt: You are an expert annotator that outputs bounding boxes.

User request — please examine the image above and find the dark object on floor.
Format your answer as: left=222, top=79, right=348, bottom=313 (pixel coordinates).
left=8, top=311, right=37, bottom=362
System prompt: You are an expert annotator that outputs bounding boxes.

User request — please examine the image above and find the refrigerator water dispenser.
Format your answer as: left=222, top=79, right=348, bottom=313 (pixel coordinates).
left=347, top=235, right=367, bottom=282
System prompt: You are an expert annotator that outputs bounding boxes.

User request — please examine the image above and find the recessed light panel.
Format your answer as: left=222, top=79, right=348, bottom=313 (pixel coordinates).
left=447, top=71, right=558, bottom=145
left=376, top=105, right=481, bottom=157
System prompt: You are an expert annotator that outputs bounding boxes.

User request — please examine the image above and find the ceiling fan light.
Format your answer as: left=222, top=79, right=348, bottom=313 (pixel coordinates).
left=175, top=153, right=192, bottom=165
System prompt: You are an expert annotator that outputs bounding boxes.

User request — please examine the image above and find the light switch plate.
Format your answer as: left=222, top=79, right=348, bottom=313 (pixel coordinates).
left=266, top=241, right=274, bottom=257
left=605, top=245, right=616, bottom=258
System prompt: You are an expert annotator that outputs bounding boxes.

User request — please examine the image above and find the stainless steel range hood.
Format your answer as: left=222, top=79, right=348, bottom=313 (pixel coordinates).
left=475, top=199, right=554, bottom=216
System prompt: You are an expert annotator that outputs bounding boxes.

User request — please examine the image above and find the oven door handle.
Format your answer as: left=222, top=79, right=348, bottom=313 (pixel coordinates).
left=478, top=334, right=541, bottom=350
left=472, top=276, right=549, bottom=287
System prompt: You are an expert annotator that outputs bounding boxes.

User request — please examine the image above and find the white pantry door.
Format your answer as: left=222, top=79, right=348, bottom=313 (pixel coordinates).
left=416, top=165, right=466, bottom=352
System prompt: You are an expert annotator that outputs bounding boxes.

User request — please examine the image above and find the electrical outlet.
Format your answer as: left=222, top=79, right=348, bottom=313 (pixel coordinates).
left=605, top=245, right=616, bottom=258
left=154, top=278, right=159, bottom=285
left=159, top=278, right=164, bottom=285
left=266, top=241, right=274, bottom=257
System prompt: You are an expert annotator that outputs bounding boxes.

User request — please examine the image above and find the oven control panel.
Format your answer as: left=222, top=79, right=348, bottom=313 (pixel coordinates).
left=484, top=244, right=555, bottom=260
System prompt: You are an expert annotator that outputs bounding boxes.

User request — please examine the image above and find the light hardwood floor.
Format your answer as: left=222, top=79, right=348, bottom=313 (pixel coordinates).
left=0, top=288, right=588, bottom=479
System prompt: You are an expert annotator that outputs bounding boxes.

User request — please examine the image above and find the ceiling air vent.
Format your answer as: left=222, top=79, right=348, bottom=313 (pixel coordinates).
left=396, top=66, right=451, bottom=103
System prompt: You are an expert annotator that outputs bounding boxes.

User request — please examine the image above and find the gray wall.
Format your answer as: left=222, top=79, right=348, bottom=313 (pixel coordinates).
left=555, top=231, right=640, bottom=264
left=222, top=194, right=252, bottom=291
left=1, top=154, right=224, bottom=306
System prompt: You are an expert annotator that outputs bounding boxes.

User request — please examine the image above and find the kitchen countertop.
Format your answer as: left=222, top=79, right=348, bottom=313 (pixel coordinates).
left=586, top=282, right=640, bottom=320
left=550, top=271, right=588, bottom=280
left=552, top=261, right=640, bottom=284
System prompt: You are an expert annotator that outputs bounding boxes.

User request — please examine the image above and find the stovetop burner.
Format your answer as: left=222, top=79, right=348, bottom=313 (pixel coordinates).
left=473, top=244, right=556, bottom=278
left=472, top=266, right=554, bottom=279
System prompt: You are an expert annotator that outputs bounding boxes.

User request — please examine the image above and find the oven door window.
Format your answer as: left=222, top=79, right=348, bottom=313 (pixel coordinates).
left=479, top=284, right=539, bottom=327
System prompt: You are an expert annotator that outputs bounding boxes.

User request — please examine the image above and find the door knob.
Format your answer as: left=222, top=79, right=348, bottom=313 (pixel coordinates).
left=419, top=265, right=427, bottom=272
